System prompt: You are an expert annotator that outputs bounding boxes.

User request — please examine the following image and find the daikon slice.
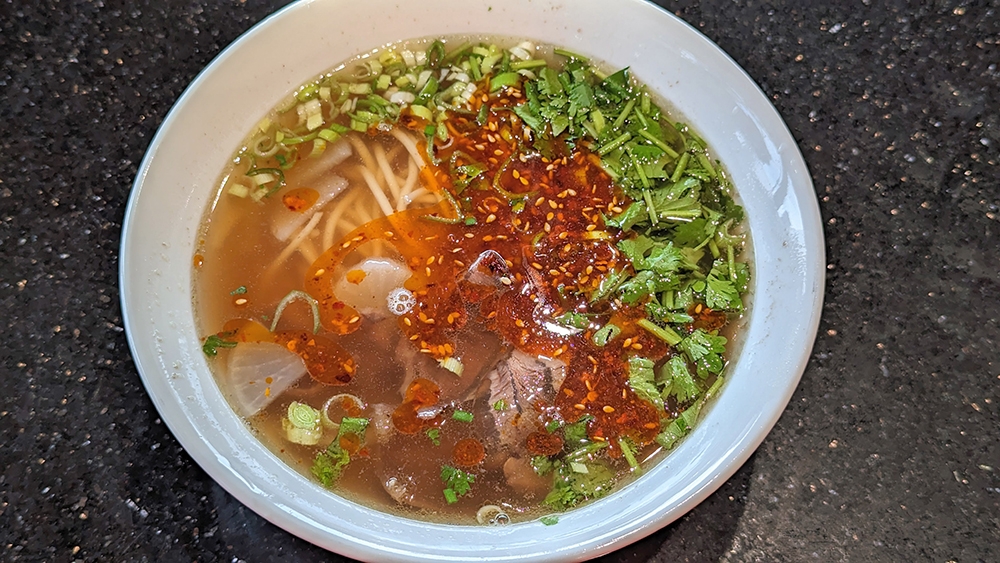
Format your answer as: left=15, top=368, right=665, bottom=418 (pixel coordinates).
left=225, top=342, right=307, bottom=417
left=333, top=257, right=410, bottom=318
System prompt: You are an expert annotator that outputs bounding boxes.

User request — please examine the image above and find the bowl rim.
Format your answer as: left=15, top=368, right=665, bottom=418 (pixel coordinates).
left=119, top=0, right=824, bottom=560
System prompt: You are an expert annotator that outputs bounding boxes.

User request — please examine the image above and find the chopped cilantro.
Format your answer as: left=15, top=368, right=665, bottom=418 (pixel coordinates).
left=562, top=415, right=593, bottom=448
left=201, top=334, right=237, bottom=357
left=677, top=329, right=728, bottom=377
left=452, top=410, right=474, bottom=423
left=426, top=428, right=441, bottom=446
left=441, top=465, right=476, bottom=503
left=312, top=443, right=350, bottom=487
left=627, top=356, right=663, bottom=411
left=543, top=457, right=615, bottom=511
left=229, top=285, right=247, bottom=295
left=337, top=417, right=369, bottom=438
left=660, top=356, right=700, bottom=403
left=492, top=399, right=507, bottom=411
left=540, top=515, right=559, bottom=526
left=531, top=455, right=556, bottom=476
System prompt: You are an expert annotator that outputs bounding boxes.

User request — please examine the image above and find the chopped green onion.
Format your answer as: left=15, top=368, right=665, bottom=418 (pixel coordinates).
left=270, top=290, right=322, bottom=334
left=438, top=356, right=465, bottom=376
left=452, top=410, right=474, bottom=423
left=283, top=401, right=322, bottom=445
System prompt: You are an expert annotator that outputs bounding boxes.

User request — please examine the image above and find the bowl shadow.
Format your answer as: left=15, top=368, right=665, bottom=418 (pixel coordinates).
left=594, top=453, right=756, bottom=562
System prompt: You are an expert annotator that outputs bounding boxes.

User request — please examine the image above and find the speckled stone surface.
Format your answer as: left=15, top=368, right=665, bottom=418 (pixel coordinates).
left=1, top=0, right=998, bottom=561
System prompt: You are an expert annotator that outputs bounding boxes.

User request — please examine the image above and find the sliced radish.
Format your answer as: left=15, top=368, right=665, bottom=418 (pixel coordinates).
left=225, top=342, right=307, bottom=418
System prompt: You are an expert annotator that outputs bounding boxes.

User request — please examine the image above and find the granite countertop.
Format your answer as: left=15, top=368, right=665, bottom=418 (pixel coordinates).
left=2, top=0, right=998, bottom=561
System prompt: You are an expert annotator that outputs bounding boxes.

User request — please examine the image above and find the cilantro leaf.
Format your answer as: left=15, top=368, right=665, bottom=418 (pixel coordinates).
left=312, top=443, right=351, bottom=487
left=678, top=329, right=727, bottom=363
left=562, top=415, right=593, bottom=448
left=627, top=356, right=663, bottom=411
left=659, top=356, right=699, bottom=403
left=202, top=334, right=237, bottom=357
left=540, top=515, right=560, bottom=526
left=677, top=329, right=728, bottom=378
left=441, top=465, right=476, bottom=502
left=426, top=428, right=441, bottom=446
left=337, top=416, right=369, bottom=439
left=705, top=272, right=741, bottom=311
left=543, top=458, right=615, bottom=510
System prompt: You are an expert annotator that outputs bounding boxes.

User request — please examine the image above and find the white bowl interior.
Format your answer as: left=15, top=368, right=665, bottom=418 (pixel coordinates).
left=120, top=0, right=824, bottom=561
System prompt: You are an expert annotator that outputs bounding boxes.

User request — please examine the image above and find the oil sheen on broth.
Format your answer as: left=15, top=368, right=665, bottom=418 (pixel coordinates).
left=194, top=36, right=751, bottom=525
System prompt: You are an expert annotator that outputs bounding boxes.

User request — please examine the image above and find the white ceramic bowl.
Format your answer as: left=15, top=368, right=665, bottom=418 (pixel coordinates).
left=120, top=0, right=824, bottom=560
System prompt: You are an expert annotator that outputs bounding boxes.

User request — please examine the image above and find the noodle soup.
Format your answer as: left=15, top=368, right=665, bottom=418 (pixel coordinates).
left=194, top=36, right=750, bottom=524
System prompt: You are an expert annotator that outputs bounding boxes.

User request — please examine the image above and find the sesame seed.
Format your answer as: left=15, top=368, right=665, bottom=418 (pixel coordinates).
left=546, top=212, right=555, bottom=221
left=314, top=268, right=326, bottom=276
left=426, top=256, right=436, bottom=265
left=544, top=222, right=551, bottom=232
left=500, top=276, right=512, bottom=285
left=622, top=338, right=633, bottom=348
left=483, top=235, right=493, bottom=242
left=234, top=298, right=248, bottom=306
left=425, top=266, right=432, bottom=276
left=349, top=316, right=360, bottom=323
left=535, top=196, right=546, bottom=206
left=512, top=169, right=520, bottom=179
left=486, top=213, right=496, bottom=223
left=403, top=317, right=412, bottom=326
left=574, top=403, right=586, bottom=410
left=464, top=232, right=475, bottom=238
left=632, top=343, right=643, bottom=350
left=603, top=405, right=615, bottom=413
left=548, top=200, right=558, bottom=209
left=558, top=232, right=568, bottom=239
